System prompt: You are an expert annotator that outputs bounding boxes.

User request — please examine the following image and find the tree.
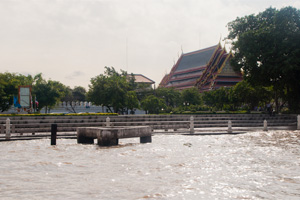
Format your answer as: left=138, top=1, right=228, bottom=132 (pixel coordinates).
left=227, top=87, right=240, bottom=111
left=60, top=86, right=76, bottom=113
left=72, top=86, right=86, bottom=101
left=0, top=72, right=33, bottom=112
left=87, top=67, right=138, bottom=114
left=202, top=87, right=230, bottom=110
left=32, top=74, right=66, bottom=113
left=214, top=87, right=231, bottom=110
left=155, top=87, right=181, bottom=107
left=181, top=87, right=202, bottom=106
left=232, top=80, right=272, bottom=110
left=202, top=90, right=217, bottom=109
left=227, top=6, right=300, bottom=112
left=60, top=86, right=87, bottom=113
left=141, top=95, right=166, bottom=114
left=0, top=83, right=10, bottom=112
left=202, top=83, right=272, bottom=111
left=125, top=91, right=139, bottom=114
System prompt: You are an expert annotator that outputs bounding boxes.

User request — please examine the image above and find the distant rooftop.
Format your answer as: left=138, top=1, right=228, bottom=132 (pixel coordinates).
left=130, top=74, right=155, bottom=84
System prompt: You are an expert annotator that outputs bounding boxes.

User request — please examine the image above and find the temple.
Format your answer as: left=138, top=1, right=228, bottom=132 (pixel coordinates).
left=159, top=43, right=243, bottom=92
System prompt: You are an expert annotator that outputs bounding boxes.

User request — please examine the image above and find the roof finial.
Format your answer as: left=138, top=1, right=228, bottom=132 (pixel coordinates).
left=224, top=39, right=230, bottom=52
left=181, top=45, right=183, bottom=54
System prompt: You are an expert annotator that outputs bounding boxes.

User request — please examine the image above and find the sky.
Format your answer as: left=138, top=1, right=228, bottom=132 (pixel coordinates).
left=1, top=0, right=300, bottom=89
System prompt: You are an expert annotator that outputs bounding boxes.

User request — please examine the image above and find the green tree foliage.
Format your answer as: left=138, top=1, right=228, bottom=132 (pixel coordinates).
left=202, top=90, right=216, bottom=109
left=60, top=86, right=73, bottom=103
left=135, top=83, right=154, bottom=101
left=155, top=87, right=181, bottom=107
left=125, top=91, right=140, bottom=114
left=227, top=6, right=300, bottom=112
left=214, top=87, right=230, bottom=110
left=203, top=87, right=230, bottom=110
left=232, top=81, right=271, bottom=110
left=72, top=86, right=87, bottom=102
left=60, top=86, right=87, bottom=113
left=203, top=83, right=272, bottom=111
left=0, top=85, right=8, bottom=112
left=61, top=86, right=87, bottom=102
left=141, top=95, right=166, bottom=114
left=0, top=72, right=67, bottom=113
left=181, top=87, right=202, bottom=106
left=32, top=74, right=67, bottom=113
left=87, top=67, right=139, bottom=113
left=0, top=72, right=34, bottom=112
left=59, top=86, right=87, bottom=113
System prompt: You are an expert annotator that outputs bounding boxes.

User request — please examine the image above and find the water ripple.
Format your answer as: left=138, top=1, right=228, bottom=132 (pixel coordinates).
left=0, top=130, right=299, bottom=199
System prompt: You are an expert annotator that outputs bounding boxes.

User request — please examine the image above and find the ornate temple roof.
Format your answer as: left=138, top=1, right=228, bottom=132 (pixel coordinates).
left=159, top=43, right=243, bottom=91
left=176, top=45, right=217, bottom=71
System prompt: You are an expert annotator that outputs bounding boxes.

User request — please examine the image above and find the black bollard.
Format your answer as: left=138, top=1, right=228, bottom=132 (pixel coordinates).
left=51, top=124, right=57, bottom=145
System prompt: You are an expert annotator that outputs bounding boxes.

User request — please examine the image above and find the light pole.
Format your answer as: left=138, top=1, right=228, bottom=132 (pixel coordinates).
left=183, top=102, right=189, bottom=110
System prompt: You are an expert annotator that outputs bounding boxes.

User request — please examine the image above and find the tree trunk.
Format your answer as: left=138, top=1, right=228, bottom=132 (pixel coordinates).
left=107, top=106, right=113, bottom=113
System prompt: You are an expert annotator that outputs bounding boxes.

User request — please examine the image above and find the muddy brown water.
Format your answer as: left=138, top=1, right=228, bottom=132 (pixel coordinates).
left=0, top=130, right=299, bottom=199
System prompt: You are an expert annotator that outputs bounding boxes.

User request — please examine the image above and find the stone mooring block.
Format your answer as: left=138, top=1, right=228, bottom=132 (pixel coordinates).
left=77, top=126, right=152, bottom=146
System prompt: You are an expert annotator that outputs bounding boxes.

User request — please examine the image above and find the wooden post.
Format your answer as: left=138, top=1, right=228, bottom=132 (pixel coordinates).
left=140, top=136, right=152, bottom=143
left=0, top=124, right=4, bottom=134
left=297, top=115, right=300, bottom=130
left=51, top=124, right=57, bottom=145
left=6, top=118, right=11, bottom=140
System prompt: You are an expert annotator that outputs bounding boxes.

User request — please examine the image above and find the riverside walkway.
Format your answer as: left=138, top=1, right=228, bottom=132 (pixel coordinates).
left=0, top=114, right=298, bottom=141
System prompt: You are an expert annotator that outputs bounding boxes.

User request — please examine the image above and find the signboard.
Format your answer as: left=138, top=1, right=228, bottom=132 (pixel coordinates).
left=19, top=86, right=31, bottom=108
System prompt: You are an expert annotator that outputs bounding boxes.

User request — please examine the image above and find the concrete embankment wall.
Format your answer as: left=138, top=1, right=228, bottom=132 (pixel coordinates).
left=0, top=114, right=298, bottom=140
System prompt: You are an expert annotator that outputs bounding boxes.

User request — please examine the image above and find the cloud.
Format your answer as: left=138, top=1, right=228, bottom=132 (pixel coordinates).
left=65, top=71, right=85, bottom=80
left=0, top=0, right=299, bottom=88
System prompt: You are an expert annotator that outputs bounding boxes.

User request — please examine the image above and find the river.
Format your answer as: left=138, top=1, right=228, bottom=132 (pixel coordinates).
left=0, top=130, right=299, bottom=199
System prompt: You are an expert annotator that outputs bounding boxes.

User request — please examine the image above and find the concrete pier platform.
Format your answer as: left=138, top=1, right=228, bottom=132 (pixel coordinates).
left=77, top=126, right=152, bottom=146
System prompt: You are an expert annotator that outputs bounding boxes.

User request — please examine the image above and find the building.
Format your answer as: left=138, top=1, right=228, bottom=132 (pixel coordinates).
left=159, top=43, right=243, bottom=92
left=129, top=74, right=155, bottom=90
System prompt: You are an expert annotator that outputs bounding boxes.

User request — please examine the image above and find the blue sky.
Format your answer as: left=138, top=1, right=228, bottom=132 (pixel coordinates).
left=1, top=0, right=299, bottom=89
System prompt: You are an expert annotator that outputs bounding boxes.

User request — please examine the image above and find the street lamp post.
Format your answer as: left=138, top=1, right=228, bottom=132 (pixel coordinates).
left=183, top=102, right=189, bottom=110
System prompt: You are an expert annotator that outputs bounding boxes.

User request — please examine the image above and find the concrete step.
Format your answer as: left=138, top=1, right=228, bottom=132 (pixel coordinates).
left=0, top=114, right=297, bottom=135
left=3, top=117, right=295, bottom=126
left=1, top=114, right=295, bottom=122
